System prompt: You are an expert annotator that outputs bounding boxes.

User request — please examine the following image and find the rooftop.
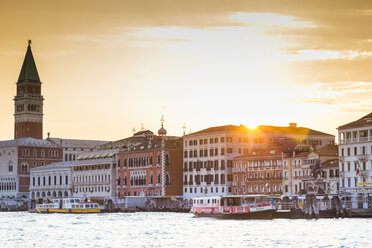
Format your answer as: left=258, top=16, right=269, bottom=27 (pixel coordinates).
left=0, top=138, right=59, bottom=148
left=47, top=138, right=109, bottom=149
left=186, top=124, right=334, bottom=137
left=30, top=161, right=73, bottom=172
left=338, top=112, right=372, bottom=130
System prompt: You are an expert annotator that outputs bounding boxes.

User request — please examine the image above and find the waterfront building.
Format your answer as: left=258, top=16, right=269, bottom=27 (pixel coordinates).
left=232, top=150, right=283, bottom=195
left=72, top=149, right=118, bottom=206
left=0, top=138, right=62, bottom=199
left=316, top=144, right=339, bottom=194
left=257, top=123, right=335, bottom=150
left=338, top=112, right=372, bottom=192
left=29, top=161, right=72, bottom=207
left=282, top=150, right=319, bottom=195
left=183, top=124, right=335, bottom=200
left=116, top=121, right=183, bottom=198
left=47, top=137, right=109, bottom=162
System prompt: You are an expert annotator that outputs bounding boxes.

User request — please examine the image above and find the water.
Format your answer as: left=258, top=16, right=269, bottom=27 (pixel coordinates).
left=0, top=212, right=371, bottom=248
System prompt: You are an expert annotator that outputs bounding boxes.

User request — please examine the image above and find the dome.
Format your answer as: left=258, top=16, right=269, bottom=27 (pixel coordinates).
left=158, top=126, right=167, bottom=136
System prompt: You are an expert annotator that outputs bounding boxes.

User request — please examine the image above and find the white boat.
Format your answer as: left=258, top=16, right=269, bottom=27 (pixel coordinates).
left=341, top=189, right=372, bottom=218
left=35, top=198, right=100, bottom=213
left=191, top=195, right=275, bottom=219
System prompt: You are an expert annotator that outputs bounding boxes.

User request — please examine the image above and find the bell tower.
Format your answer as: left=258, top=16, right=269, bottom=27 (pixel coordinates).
left=14, top=40, right=44, bottom=139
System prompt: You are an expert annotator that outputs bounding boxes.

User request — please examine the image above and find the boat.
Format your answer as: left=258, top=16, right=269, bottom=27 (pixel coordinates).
left=340, top=188, right=372, bottom=218
left=35, top=198, right=101, bottom=213
left=191, top=195, right=275, bottom=219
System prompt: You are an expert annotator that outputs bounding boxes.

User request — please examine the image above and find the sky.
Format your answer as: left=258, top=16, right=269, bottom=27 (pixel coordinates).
left=0, top=0, right=371, bottom=141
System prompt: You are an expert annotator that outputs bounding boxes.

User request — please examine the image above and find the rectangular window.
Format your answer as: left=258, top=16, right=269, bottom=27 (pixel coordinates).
left=220, top=137, right=225, bottom=142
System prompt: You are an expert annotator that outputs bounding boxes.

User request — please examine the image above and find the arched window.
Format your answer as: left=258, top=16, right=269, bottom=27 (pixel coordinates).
left=165, top=174, right=170, bottom=185
left=41, top=149, right=45, bottom=158
left=21, top=162, right=29, bottom=172
left=165, top=154, right=170, bottom=165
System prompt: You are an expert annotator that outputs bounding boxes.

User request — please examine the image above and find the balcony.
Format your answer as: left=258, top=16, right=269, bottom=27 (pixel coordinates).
left=232, top=168, right=247, bottom=173
left=183, top=167, right=188, bottom=172
left=232, top=181, right=238, bottom=186
left=359, top=170, right=368, bottom=177
left=189, top=181, right=194, bottom=185
left=357, top=154, right=368, bottom=162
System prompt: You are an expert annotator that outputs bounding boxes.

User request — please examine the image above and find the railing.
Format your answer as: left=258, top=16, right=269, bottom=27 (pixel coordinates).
left=29, top=184, right=72, bottom=190
left=358, top=154, right=368, bottom=162
left=232, top=181, right=237, bottom=186
left=74, top=181, right=111, bottom=186
left=359, top=171, right=368, bottom=177
left=232, top=168, right=246, bottom=173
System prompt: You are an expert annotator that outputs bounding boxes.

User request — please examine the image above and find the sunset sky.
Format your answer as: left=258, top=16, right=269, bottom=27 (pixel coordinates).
left=0, top=0, right=371, bottom=141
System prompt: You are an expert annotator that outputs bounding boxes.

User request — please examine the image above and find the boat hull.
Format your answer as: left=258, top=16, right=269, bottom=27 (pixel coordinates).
left=36, top=208, right=101, bottom=214
left=194, top=209, right=274, bottom=219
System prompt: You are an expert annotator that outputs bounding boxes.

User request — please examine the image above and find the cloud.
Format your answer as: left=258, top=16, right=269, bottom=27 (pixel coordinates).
left=229, top=12, right=316, bottom=29
left=295, top=82, right=372, bottom=113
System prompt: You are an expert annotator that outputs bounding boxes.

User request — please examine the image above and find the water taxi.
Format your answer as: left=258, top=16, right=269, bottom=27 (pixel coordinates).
left=35, top=198, right=101, bottom=213
left=191, top=195, right=275, bottom=219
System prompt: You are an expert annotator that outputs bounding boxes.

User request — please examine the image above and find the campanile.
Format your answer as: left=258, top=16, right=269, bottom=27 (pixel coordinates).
left=14, top=41, right=44, bottom=139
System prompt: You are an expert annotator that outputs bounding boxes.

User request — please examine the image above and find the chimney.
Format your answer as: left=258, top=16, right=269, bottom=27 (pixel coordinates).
left=289, top=123, right=297, bottom=128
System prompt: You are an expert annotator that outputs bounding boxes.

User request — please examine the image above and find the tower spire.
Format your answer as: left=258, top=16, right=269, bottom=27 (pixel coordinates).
left=18, top=40, right=40, bottom=83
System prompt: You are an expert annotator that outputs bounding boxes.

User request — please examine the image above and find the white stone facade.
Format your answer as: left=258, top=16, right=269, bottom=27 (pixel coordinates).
left=29, top=162, right=72, bottom=201
left=72, top=149, right=118, bottom=200
left=338, top=113, right=372, bottom=191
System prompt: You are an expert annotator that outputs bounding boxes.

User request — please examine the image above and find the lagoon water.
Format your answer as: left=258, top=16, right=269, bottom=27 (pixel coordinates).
left=0, top=212, right=371, bottom=248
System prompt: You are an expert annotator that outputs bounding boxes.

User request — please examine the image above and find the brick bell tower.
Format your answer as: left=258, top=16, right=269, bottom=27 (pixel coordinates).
left=14, top=40, right=44, bottom=139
